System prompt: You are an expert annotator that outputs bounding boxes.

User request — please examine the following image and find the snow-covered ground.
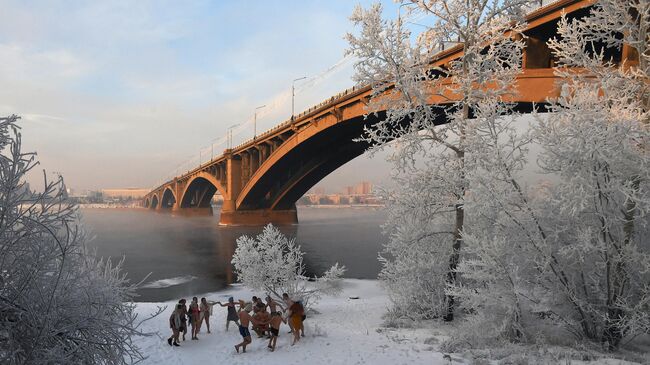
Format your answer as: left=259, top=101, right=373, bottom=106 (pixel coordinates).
left=133, top=279, right=647, bottom=365
left=134, top=279, right=457, bottom=365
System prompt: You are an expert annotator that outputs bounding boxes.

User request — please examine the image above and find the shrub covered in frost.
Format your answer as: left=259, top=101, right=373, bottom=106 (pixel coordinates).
left=232, top=224, right=345, bottom=309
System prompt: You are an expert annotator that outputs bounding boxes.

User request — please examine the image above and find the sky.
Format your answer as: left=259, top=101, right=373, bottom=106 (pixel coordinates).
left=0, top=0, right=401, bottom=193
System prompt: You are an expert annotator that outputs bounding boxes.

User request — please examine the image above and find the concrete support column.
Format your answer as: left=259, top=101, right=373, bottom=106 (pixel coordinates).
left=241, top=152, right=250, bottom=188
left=222, top=156, right=241, bottom=213
left=250, top=149, right=260, bottom=175
left=258, top=143, right=269, bottom=164
left=172, top=181, right=182, bottom=211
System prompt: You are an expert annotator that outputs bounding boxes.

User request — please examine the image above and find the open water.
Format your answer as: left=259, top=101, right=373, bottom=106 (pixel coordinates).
left=81, top=206, right=386, bottom=302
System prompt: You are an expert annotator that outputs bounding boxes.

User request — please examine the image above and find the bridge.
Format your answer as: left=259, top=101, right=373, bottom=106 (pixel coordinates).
left=143, top=0, right=636, bottom=225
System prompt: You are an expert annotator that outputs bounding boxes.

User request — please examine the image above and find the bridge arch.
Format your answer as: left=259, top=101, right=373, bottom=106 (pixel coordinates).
left=150, top=194, right=159, bottom=209
left=160, top=187, right=176, bottom=209
left=236, top=110, right=398, bottom=211
left=144, top=197, right=150, bottom=208
left=179, top=172, right=227, bottom=209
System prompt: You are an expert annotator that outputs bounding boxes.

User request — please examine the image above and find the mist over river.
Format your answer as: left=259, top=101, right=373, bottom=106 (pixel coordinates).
left=81, top=206, right=386, bottom=302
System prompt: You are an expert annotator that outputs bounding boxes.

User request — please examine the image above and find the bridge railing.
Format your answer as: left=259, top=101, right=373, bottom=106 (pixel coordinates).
left=231, top=84, right=371, bottom=151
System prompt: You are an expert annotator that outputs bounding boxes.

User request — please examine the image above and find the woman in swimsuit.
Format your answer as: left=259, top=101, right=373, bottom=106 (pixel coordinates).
left=217, top=297, right=240, bottom=331
left=199, top=297, right=216, bottom=334
left=189, top=297, right=201, bottom=340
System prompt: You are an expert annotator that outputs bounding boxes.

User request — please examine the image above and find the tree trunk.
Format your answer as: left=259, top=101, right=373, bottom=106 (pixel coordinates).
left=444, top=200, right=464, bottom=321
left=602, top=177, right=639, bottom=350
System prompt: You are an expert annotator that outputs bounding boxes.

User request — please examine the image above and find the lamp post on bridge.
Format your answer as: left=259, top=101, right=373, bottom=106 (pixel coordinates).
left=253, top=105, right=266, bottom=140
left=227, top=123, right=240, bottom=150
left=291, top=76, right=307, bottom=121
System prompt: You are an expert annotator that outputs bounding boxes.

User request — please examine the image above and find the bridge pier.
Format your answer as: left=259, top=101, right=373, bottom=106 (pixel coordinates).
left=219, top=209, right=298, bottom=226
left=173, top=207, right=214, bottom=217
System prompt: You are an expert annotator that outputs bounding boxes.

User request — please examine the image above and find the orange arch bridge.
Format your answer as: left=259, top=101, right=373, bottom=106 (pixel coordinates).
left=143, top=0, right=636, bottom=225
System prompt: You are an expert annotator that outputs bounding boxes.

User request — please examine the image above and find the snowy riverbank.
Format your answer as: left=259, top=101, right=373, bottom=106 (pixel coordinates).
left=133, top=279, right=646, bottom=365
left=133, top=279, right=458, bottom=364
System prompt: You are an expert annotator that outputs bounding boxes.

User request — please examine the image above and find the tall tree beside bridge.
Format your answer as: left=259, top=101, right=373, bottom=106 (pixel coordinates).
left=536, top=0, right=650, bottom=350
left=445, top=0, right=650, bottom=352
left=346, top=0, right=533, bottom=321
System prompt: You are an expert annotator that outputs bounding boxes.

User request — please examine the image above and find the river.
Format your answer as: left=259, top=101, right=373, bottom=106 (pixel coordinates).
left=81, top=206, right=387, bottom=302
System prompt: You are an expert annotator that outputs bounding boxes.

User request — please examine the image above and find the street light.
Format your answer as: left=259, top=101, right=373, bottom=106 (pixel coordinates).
left=291, top=76, right=307, bottom=120
left=397, top=2, right=409, bottom=24
left=227, top=123, right=240, bottom=149
left=253, top=105, right=266, bottom=140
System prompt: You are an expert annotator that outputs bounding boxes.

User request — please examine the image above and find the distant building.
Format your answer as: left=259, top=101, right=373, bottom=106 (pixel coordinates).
left=101, top=188, right=149, bottom=200
left=356, top=181, right=372, bottom=195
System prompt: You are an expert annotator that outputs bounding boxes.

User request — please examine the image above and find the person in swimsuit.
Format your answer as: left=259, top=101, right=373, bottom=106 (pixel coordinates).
left=252, top=308, right=270, bottom=338
left=216, top=297, right=240, bottom=331
left=282, top=293, right=294, bottom=333
left=255, top=297, right=266, bottom=311
left=198, top=297, right=216, bottom=334
left=251, top=296, right=261, bottom=314
left=189, top=297, right=201, bottom=340
left=288, top=301, right=304, bottom=345
left=266, top=295, right=279, bottom=313
left=261, top=311, right=286, bottom=352
left=234, top=303, right=253, bottom=354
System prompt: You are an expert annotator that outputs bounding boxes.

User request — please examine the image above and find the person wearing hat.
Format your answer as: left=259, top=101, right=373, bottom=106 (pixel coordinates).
left=216, top=297, right=240, bottom=331
left=234, top=303, right=254, bottom=353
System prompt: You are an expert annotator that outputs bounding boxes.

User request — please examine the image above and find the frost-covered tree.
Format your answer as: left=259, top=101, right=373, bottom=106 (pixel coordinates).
left=0, top=115, right=159, bottom=364
left=231, top=224, right=345, bottom=309
left=447, top=0, right=650, bottom=351
left=346, top=0, right=533, bottom=320
left=535, top=0, right=650, bottom=349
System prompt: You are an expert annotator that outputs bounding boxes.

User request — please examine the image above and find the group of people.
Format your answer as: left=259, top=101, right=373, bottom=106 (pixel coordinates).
left=167, top=297, right=214, bottom=345
left=167, top=293, right=306, bottom=354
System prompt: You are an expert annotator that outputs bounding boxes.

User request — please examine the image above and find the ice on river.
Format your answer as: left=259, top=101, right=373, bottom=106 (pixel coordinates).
left=140, top=275, right=199, bottom=289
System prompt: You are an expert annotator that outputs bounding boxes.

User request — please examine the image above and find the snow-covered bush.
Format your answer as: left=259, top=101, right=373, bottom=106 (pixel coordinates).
left=346, top=0, right=533, bottom=320
left=0, top=115, right=157, bottom=364
left=378, top=165, right=456, bottom=320
left=231, top=224, right=345, bottom=308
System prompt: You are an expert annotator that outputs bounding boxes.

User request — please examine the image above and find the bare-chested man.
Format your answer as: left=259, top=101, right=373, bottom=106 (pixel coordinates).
left=262, top=311, right=286, bottom=352
left=266, top=295, right=279, bottom=313
left=253, top=309, right=270, bottom=338
left=234, top=303, right=253, bottom=353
